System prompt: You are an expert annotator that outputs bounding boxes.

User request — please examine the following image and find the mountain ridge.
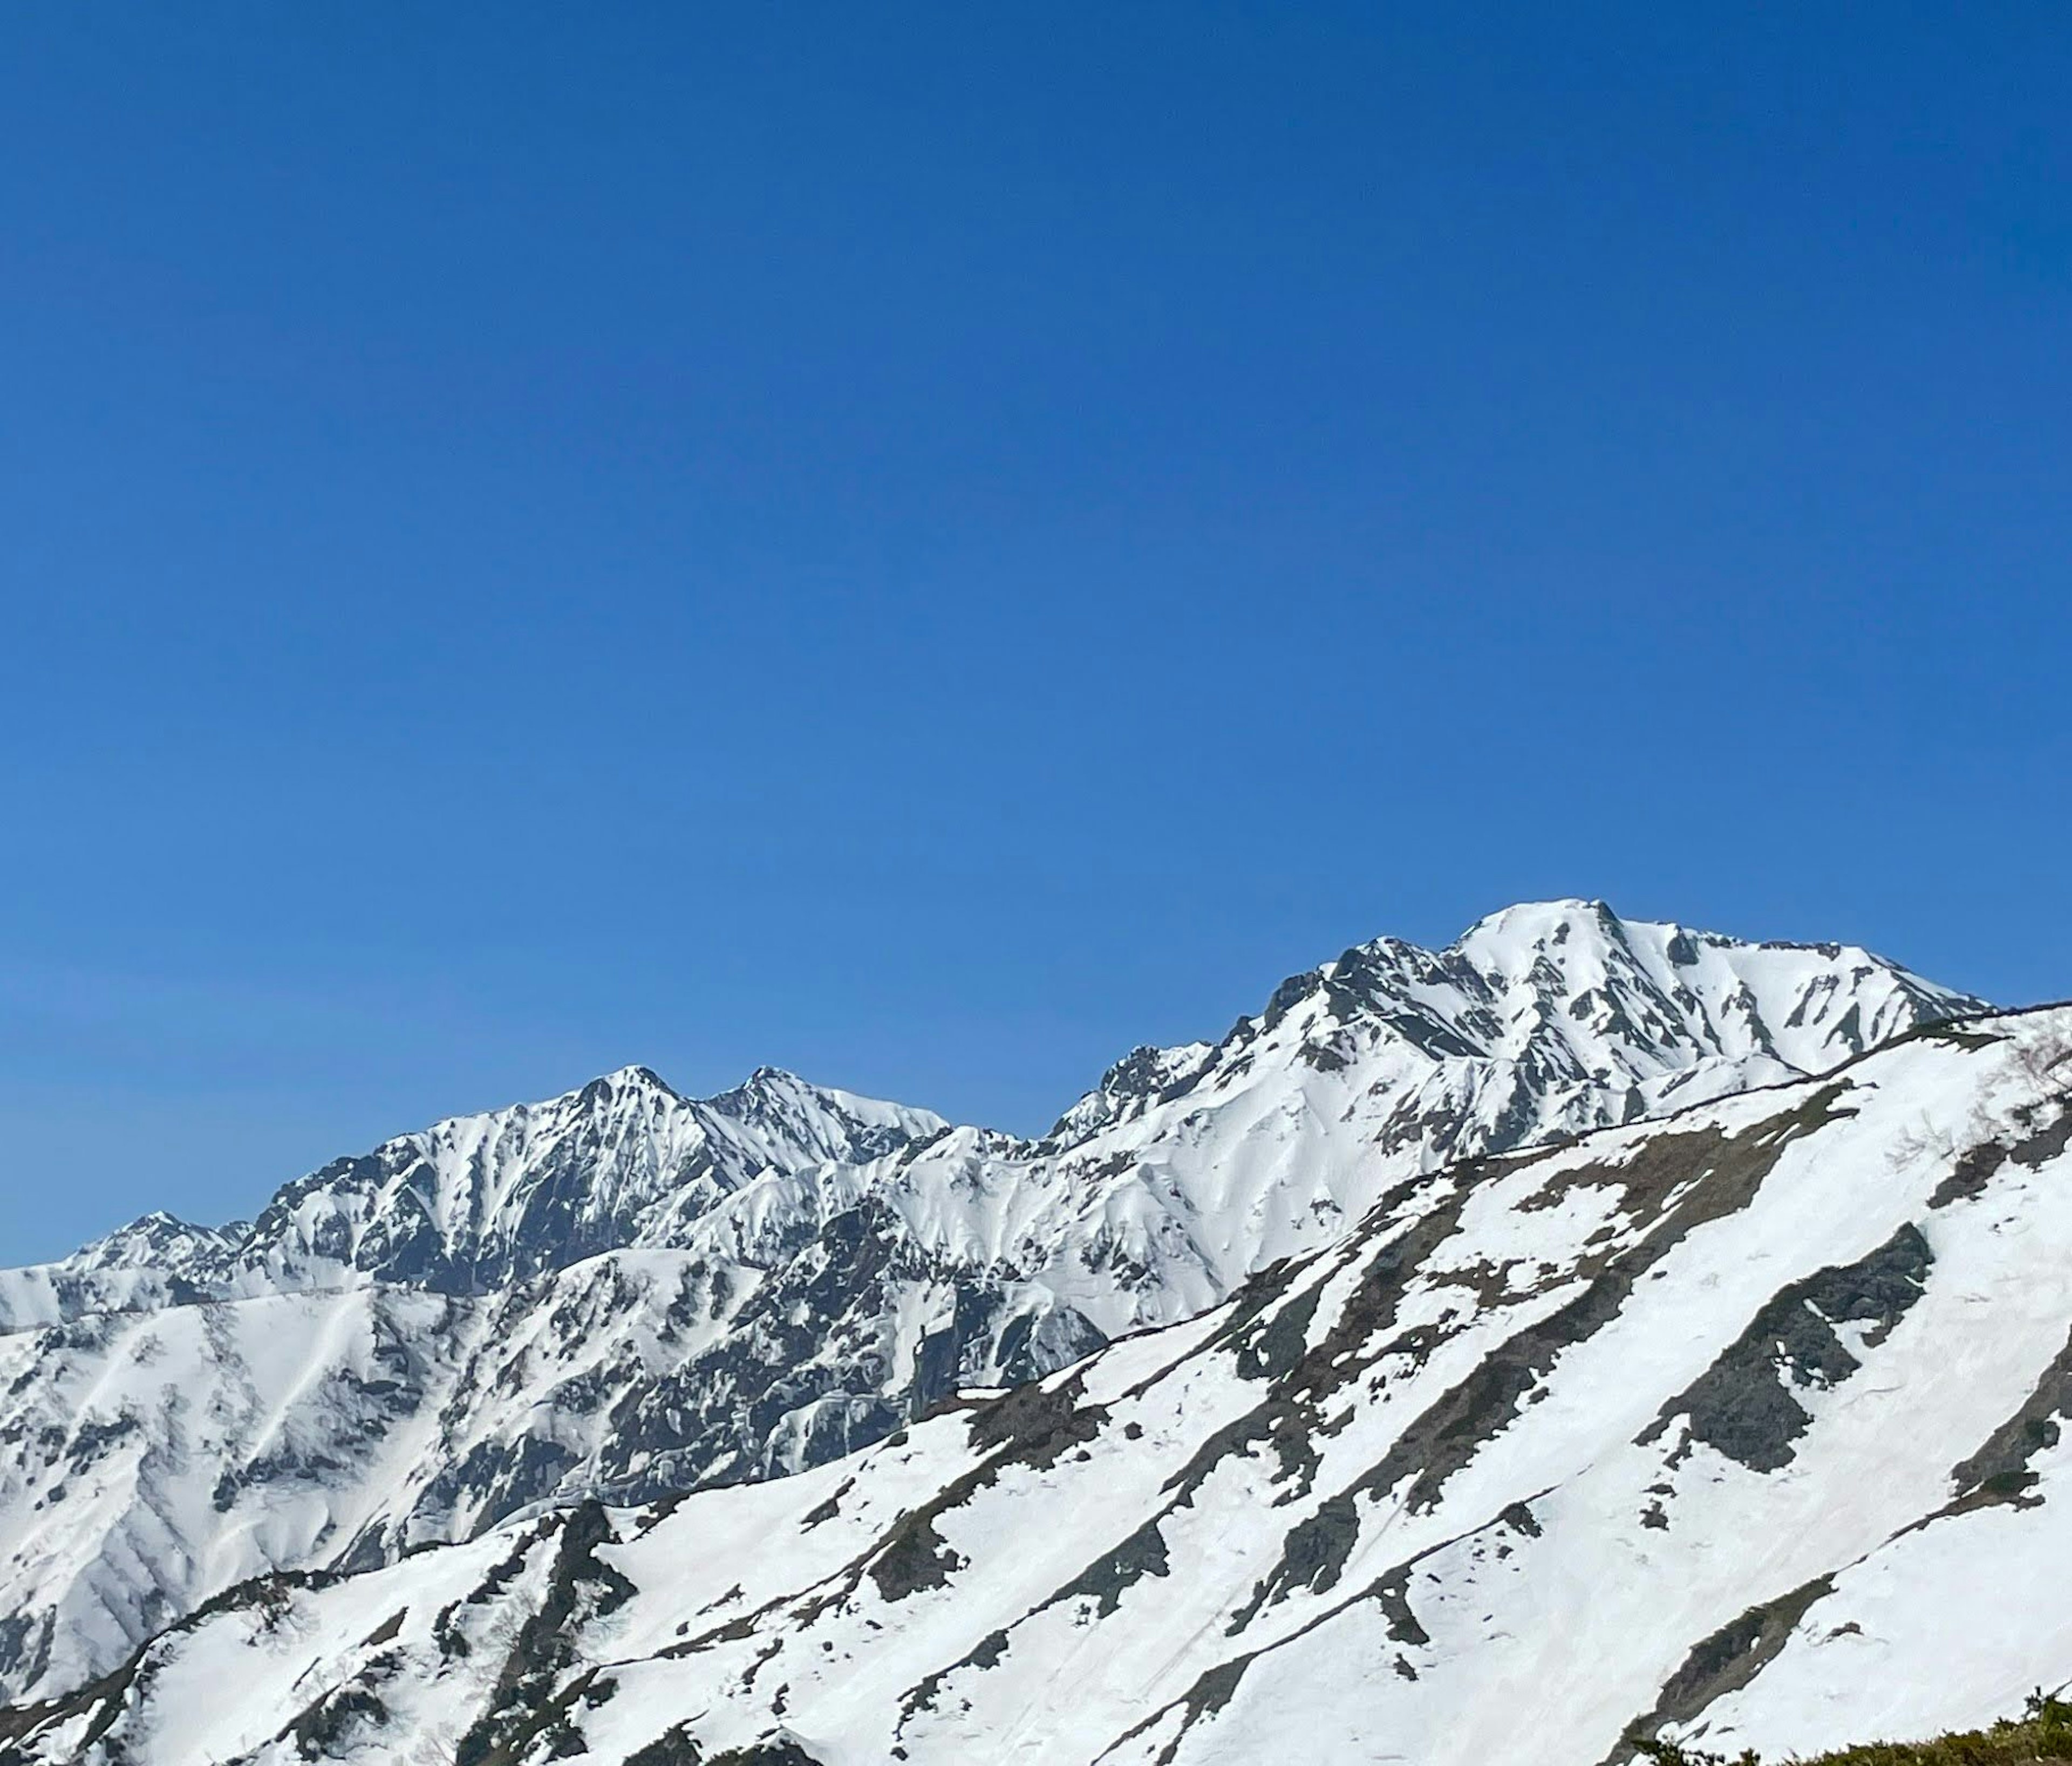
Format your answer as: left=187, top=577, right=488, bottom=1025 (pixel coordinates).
left=6, top=1004, right=2067, bottom=1765
left=0, top=901, right=1985, bottom=1709
left=8, top=898, right=1978, bottom=1311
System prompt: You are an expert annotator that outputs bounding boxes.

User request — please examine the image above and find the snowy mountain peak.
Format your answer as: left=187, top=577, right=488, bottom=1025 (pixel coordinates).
left=17, top=1007, right=2068, bottom=1766
left=699, top=1064, right=952, bottom=1168
left=1048, top=1041, right=1218, bottom=1140
left=1236, top=898, right=1980, bottom=1090
left=580, top=1062, right=682, bottom=1100
left=0, top=1062, right=951, bottom=1335
left=0, top=901, right=1987, bottom=1712
left=64, top=1211, right=243, bottom=1276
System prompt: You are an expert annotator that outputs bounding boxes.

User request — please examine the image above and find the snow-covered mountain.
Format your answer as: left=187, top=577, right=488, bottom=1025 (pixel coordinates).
left=0, top=902, right=1980, bottom=1711
left=9, top=1005, right=2068, bottom=1766
left=0, top=1067, right=949, bottom=1332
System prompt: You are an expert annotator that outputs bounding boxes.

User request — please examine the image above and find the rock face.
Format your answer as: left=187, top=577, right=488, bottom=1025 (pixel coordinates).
left=0, top=901, right=1980, bottom=1707
left=8, top=1007, right=2069, bottom=1766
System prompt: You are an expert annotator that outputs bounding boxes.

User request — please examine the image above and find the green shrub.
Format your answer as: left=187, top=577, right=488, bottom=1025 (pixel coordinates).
left=1631, top=1692, right=2072, bottom=1764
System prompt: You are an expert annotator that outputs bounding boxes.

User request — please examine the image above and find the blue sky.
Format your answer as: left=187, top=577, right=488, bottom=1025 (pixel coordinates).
left=2, top=5, right=2066, bottom=1262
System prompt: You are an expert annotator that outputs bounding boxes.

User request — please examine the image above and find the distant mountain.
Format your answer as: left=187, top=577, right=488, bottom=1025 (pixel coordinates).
left=10, top=1005, right=2067, bottom=1766
left=0, top=901, right=1982, bottom=1707
left=0, top=1065, right=949, bottom=1329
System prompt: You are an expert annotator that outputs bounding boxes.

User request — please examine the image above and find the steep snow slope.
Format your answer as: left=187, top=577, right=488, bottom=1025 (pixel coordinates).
left=7, top=1008, right=2067, bottom=1766
left=0, top=902, right=1980, bottom=1706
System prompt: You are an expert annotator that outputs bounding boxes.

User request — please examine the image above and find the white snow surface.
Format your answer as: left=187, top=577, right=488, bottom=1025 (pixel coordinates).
left=0, top=901, right=1985, bottom=1720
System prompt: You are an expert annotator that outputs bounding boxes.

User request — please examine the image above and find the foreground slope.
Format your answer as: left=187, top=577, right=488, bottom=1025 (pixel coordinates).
left=0, top=902, right=1979, bottom=1702
left=9, top=1006, right=2067, bottom=1766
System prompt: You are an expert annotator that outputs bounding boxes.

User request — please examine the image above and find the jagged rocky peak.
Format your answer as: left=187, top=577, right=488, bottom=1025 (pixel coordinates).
left=66, top=1211, right=244, bottom=1272
left=0, top=1062, right=954, bottom=1332
left=1047, top=899, right=1980, bottom=1151
left=585, top=1060, right=678, bottom=1091
left=1440, top=897, right=1971, bottom=1060
left=699, top=1063, right=952, bottom=1168
left=238, top=1061, right=953, bottom=1292
left=1308, top=896, right=1978, bottom=1068
left=1048, top=1041, right=1216, bottom=1139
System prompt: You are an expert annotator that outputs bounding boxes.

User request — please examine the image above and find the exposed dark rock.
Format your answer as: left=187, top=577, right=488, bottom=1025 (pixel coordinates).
left=867, top=1509, right=966, bottom=1603
left=453, top=1503, right=634, bottom=1766
left=283, top=1681, right=391, bottom=1760
left=1938, top=1321, right=2072, bottom=1516
left=1606, top=1574, right=1836, bottom=1764
left=1051, top=1517, right=1171, bottom=1619
left=1372, top=1565, right=1430, bottom=1646
left=1226, top=1093, right=1853, bottom=1622
left=896, top=1628, right=1013, bottom=1726
left=860, top=1376, right=1114, bottom=1605
left=1928, top=1101, right=2072, bottom=1209
left=964, top=1377, right=1108, bottom=1467
left=1640, top=1222, right=1934, bottom=1472
left=623, top=1727, right=705, bottom=1765
left=705, top=1736, right=827, bottom=1765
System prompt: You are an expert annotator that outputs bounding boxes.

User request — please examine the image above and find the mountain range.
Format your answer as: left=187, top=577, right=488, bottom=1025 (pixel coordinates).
left=2, top=899, right=2038, bottom=1766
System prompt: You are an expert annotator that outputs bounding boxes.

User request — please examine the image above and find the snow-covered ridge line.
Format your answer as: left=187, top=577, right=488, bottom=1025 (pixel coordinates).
left=0, top=900, right=1985, bottom=1704
left=8, top=1005, right=2067, bottom=1766
left=5, top=899, right=1979, bottom=1326
left=0, top=1062, right=955, bottom=1333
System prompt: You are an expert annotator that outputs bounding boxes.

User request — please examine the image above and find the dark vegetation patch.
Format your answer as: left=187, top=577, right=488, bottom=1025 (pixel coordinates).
left=1096, top=1653, right=1259, bottom=1766
left=1228, top=1494, right=1361, bottom=1625
left=1634, top=1691, right=2072, bottom=1765
left=866, top=1506, right=965, bottom=1602
left=1157, top=1169, right=1488, bottom=1512
left=281, top=1679, right=393, bottom=1759
left=863, top=1376, right=1115, bottom=1603
left=1928, top=1100, right=2072, bottom=1210
left=1051, top=1517, right=1171, bottom=1619
left=800, top=1477, right=855, bottom=1529
left=1114, top=1497, right=1543, bottom=1765
left=1231, top=1272, right=1322, bottom=1382
left=0, top=1659, right=135, bottom=1759
left=964, top=1378, right=1110, bottom=1465
left=663, top=1370, right=1114, bottom=1672
left=1516, top=1086, right=1852, bottom=1233
left=1926, top=1140, right=2016, bottom=1211
left=1913, top=1023, right=2008, bottom=1051
left=885, top=1236, right=1529, bottom=1752
left=1429, top=1097, right=1848, bottom=1474
left=1371, top=1565, right=1430, bottom=1646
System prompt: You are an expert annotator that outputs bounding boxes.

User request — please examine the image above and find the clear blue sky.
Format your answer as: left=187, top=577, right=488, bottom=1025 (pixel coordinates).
left=2, top=5, right=2066, bottom=1262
